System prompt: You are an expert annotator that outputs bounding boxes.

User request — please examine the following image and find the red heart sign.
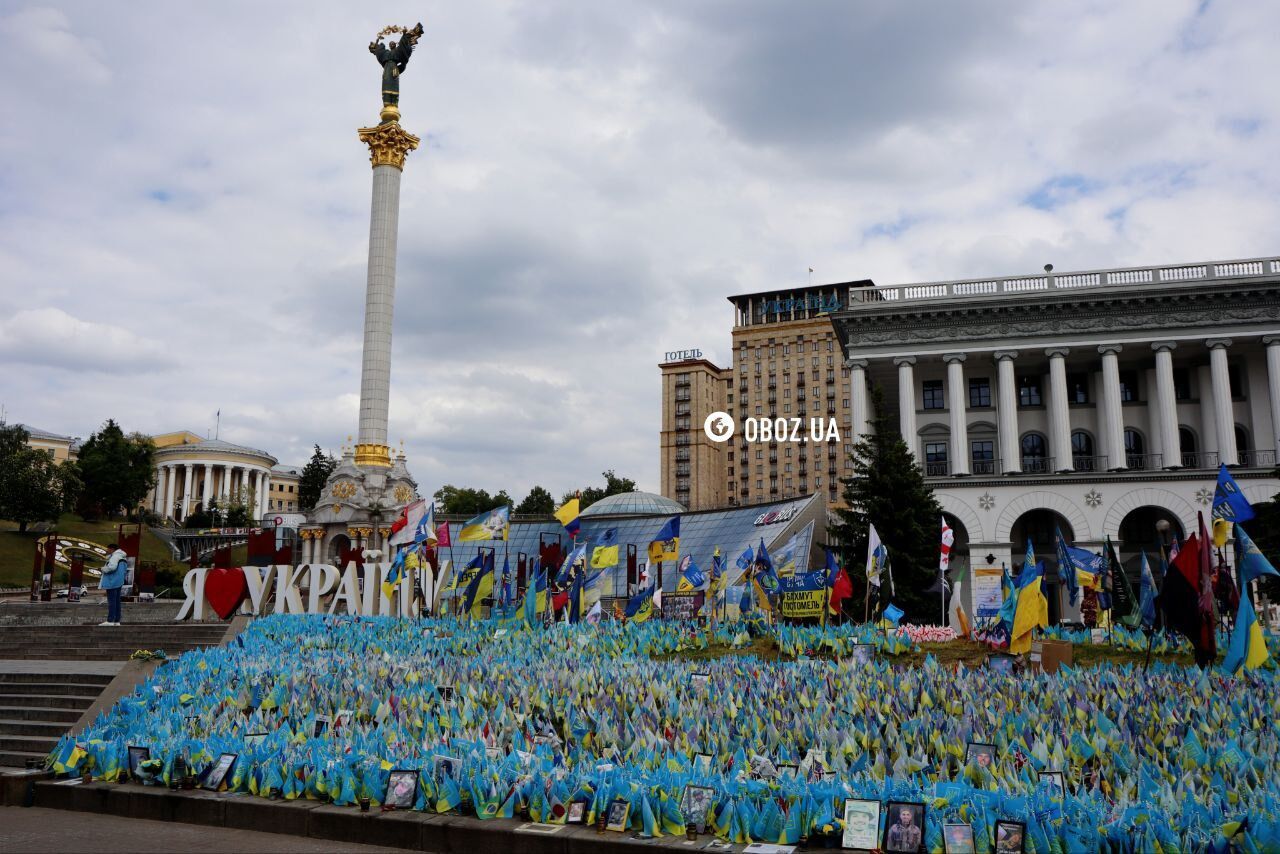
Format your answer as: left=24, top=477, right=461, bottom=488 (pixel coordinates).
left=205, top=567, right=248, bottom=620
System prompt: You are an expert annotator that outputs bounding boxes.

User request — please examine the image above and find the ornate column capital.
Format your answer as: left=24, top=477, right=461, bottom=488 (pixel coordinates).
left=1097, top=344, right=1123, bottom=357
left=893, top=356, right=917, bottom=367
left=346, top=527, right=360, bottom=539
left=993, top=350, right=1019, bottom=362
left=1262, top=334, right=1280, bottom=347
left=1151, top=341, right=1178, bottom=353
left=357, top=121, right=420, bottom=170
left=1205, top=337, right=1233, bottom=350
left=845, top=358, right=870, bottom=369
left=942, top=352, right=967, bottom=364
left=1044, top=347, right=1070, bottom=359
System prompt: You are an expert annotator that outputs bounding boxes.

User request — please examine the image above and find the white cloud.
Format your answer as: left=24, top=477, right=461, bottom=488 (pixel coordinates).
left=0, top=307, right=167, bottom=372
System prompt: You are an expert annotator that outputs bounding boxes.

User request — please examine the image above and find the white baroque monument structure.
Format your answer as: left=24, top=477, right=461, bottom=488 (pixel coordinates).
left=303, top=32, right=425, bottom=565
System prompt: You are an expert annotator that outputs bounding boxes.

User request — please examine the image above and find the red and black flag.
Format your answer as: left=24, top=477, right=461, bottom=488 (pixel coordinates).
left=1159, top=532, right=1216, bottom=667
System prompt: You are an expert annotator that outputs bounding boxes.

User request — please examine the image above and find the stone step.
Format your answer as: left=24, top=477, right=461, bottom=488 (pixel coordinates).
left=0, top=718, right=73, bottom=737
left=0, top=748, right=47, bottom=767
left=0, top=733, right=58, bottom=753
left=0, top=673, right=116, bottom=686
left=0, top=693, right=98, bottom=710
left=0, top=706, right=84, bottom=724
left=0, top=681, right=118, bottom=696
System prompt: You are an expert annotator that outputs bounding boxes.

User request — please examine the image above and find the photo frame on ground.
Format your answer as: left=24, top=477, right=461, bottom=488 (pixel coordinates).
left=202, top=753, right=237, bottom=791
left=244, top=732, right=268, bottom=748
left=994, top=819, right=1026, bottom=853
left=748, top=754, right=778, bottom=779
left=882, top=800, right=925, bottom=853
left=777, top=762, right=799, bottom=780
left=690, top=671, right=711, bottom=687
left=1038, top=770, right=1066, bottom=799
left=436, top=684, right=454, bottom=702
left=986, top=653, right=1016, bottom=674
left=680, top=784, right=716, bottom=827
left=841, top=797, right=880, bottom=851
left=383, top=768, right=418, bottom=809
left=850, top=643, right=875, bottom=664
left=432, top=754, right=461, bottom=784
left=605, top=798, right=630, bottom=832
left=965, top=741, right=997, bottom=771
left=943, top=823, right=976, bottom=854
left=566, top=800, right=587, bottom=824
left=313, top=715, right=331, bottom=739
left=694, top=752, right=713, bottom=775
left=335, top=709, right=353, bottom=730
left=127, top=745, right=150, bottom=778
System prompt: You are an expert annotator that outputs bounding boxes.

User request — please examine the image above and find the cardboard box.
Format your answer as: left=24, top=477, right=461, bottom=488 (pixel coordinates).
left=1029, top=639, right=1072, bottom=674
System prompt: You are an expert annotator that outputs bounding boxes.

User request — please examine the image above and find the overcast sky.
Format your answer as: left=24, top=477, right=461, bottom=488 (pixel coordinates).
left=2, top=1, right=1277, bottom=502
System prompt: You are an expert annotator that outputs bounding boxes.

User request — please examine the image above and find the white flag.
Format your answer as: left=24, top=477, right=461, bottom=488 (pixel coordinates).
left=865, top=523, right=882, bottom=588
left=940, top=516, right=954, bottom=572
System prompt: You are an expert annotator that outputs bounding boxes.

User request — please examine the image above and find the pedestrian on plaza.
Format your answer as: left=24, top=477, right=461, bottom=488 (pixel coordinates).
left=98, top=543, right=128, bottom=626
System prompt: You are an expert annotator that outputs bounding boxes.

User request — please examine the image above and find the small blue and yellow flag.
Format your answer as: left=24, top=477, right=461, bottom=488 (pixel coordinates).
left=459, top=505, right=510, bottom=542
left=648, top=516, right=680, bottom=564
left=554, top=498, right=580, bottom=537
left=590, top=528, right=620, bottom=569
left=1223, top=592, right=1269, bottom=675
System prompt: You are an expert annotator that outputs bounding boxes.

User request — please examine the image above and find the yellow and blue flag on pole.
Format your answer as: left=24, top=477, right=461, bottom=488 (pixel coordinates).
left=1234, top=524, right=1279, bottom=585
left=1223, top=591, right=1269, bottom=675
left=523, top=561, right=547, bottom=627
left=1212, top=463, right=1255, bottom=547
left=676, top=559, right=708, bottom=593
left=382, top=547, right=407, bottom=600
left=462, top=553, right=495, bottom=618
left=625, top=585, right=655, bottom=622
left=648, top=516, right=680, bottom=563
left=554, top=498, right=580, bottom=537
left=459, top=505, right=510, bottom=542
left=1009, top=541, right=1049, bottom=654
left=590, top=527, right=620, bottom=569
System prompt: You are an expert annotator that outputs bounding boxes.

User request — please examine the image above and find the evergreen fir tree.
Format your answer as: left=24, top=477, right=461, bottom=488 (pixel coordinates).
left=298, top=445, right=337, bottom=512
left=829, top=388, right=943, bottom=621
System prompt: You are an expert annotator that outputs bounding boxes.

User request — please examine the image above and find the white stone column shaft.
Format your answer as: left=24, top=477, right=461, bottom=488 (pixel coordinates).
left=894, top=357, right=917, bottom=460
left=261, top=474, right=272, bottom=519
left=181, top=465, right=194, bottom=518
left=152, top=466, right=164, bottom=514
left=1208, top=338, right=1238, bottom=465
left=163, top=465, right=177, bottom=520
left=1099, top=345, right=1126, bottom=469
left=848, top=358, right=869, bottom=438
left=995, top=351, right=1020, bottom=473
left=1265, top=336, right=1280, bottom=456
left=1046, top=348, right=1073, bottom=472
left=201, top=464, right=212, bottom=510
left=1152, top=342, right=1181, bottom=468
left=1198, top=365, right=1219, bottom=461
left=358, top=164, right=404, bottom=453
left=944, top=353, right=969, bottom=475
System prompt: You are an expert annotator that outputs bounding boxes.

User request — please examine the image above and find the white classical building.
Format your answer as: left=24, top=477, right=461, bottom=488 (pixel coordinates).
left=148, top=432, right=278, bottom=523
left=829, top=256, right=1280, bottom=621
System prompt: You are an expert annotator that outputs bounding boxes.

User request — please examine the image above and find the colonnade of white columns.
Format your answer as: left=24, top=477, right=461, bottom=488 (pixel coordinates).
left=152, top=461, right=272, bottom=522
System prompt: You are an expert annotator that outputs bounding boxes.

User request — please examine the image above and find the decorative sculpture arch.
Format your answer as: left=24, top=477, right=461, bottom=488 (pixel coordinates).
left=995, top=491, right=1090, bottom=542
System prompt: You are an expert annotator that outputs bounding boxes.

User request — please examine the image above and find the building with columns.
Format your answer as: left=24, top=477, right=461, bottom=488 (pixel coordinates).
left=659, top=256, right=1280, bottom=618
left=148, top=432, right=278, bottom=524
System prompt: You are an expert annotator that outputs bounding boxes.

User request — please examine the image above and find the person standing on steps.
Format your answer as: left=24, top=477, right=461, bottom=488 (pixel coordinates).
left=98, top=543, right=127, bottom=626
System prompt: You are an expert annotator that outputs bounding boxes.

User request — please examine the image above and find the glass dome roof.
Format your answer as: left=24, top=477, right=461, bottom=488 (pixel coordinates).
left=578, top=491, right=686, bottom=518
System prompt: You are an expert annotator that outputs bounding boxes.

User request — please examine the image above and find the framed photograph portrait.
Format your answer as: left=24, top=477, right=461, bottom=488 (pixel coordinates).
left=1038, top=770, right=1066, bottom=799
left=694, top=752, right=713, bottom=775
left=994, top=819, right=1026, bottom=853
left=244, top=732, right=268, bottom=749
left=383, top=769, right=418, bottom=809
left=882, top=801, right=925, bottom=853
left=605, top=798, right=630, bottom=832
left=566, top=800, right=587, bottom=824
left=965, top=742, right=997, bottom=771
left=776, top=763, right=799, bottom=780
left=986, top=653, right=1016, bottom=674
left=432, top=754, right=462, bottom=784
left=312, top=715, right=331, bottom=739
left=850, top=643, right=875, bottom=664
left=943, top=823, right=976, bottom=854
left=127, top=745, right=150, bottom=778
left=748, top=754, right=778, bottom=779
left=841, top=798, right=880, bottom=851
left=436, top=684, right=454, bottom=702
left=485, top=746, right=503, bottom=761
left=202, top=752, right=237, bottom=791
left=680, top=784, right=716, bottom=827
left=690, top=671, right=711, bottom=687
left=335, top=709, right=354, bottom=730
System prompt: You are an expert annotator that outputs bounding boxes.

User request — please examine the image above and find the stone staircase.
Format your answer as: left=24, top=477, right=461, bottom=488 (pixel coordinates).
left=0, top=622, right=229, bottom=661
left=0, top=670, right=116, bottom=767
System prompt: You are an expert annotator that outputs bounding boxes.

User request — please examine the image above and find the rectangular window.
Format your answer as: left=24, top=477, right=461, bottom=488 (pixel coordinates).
left=783, top=404, right=791, bottom=413
left=1119, top=370, right=1139, bottom=402
left=971, top=439, right=995, bottom=475
left=842, top=399, right=850, bottom=409
left=922, top=380, right=944, bottom=410
left=1019, top=376, right=1042, bottom=407
left=815, top=476, right=822, bottom=487
left=924, top=442, right=948, bottom=476
left=1173, top=368, right=1191, bottom=401
left=1228, top=365, right=1243, bottom=398
left=968, top=377, right=991, bottom=408
left=1067, top=373, right=1089, bottom=404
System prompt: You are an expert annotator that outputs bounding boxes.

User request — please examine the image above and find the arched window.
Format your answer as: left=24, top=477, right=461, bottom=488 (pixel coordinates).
left=1235, top=424, right=1250, bottom=452
left=1071, top=431, right=1095, bottom=471
left=1124, top=428, right=1145, bottom=469
left=1021, top=433, right=1048, bottom=473
left=1179, top=426, right=1198, bottom=468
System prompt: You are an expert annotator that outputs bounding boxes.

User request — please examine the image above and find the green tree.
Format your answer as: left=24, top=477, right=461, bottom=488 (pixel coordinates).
left=433, top=485, right=512, bottom=516
left=515, top=485, right=555, bottom=515
left=563, top=470, right=637, bottom=510
left=0, top=424, right=82, bottom=532
left=829, top=389, right=942, bottom=621
left=298, top=444, right=337, bottom=512
left=76, top=420, right=156, bottom=519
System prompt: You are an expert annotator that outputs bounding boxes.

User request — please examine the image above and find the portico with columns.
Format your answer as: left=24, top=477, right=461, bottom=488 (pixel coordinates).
left=830, top=256, right=1280, bottom=623
left=148, top=438, right=278, bottom=524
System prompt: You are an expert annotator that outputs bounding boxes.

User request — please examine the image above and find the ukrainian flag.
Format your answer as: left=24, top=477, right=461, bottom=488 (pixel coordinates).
left=462, top=553, right=495, bottom=618
left=524, top=563, right=547, bottom=627
left=676, top=560, right=708, bottom=593
left=648, top=516, right=680, bottom=563
left=1009, top=548, right=1048, bottom=654
left=590, top=527, right=620, bottom=569
left=625, top=585, right=655, bottom=622
left=554, top=498, right=580, bottom=537
left=459, top=505, right=510, bottom=542
left=1223, top=593, right=1269, bottom=675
